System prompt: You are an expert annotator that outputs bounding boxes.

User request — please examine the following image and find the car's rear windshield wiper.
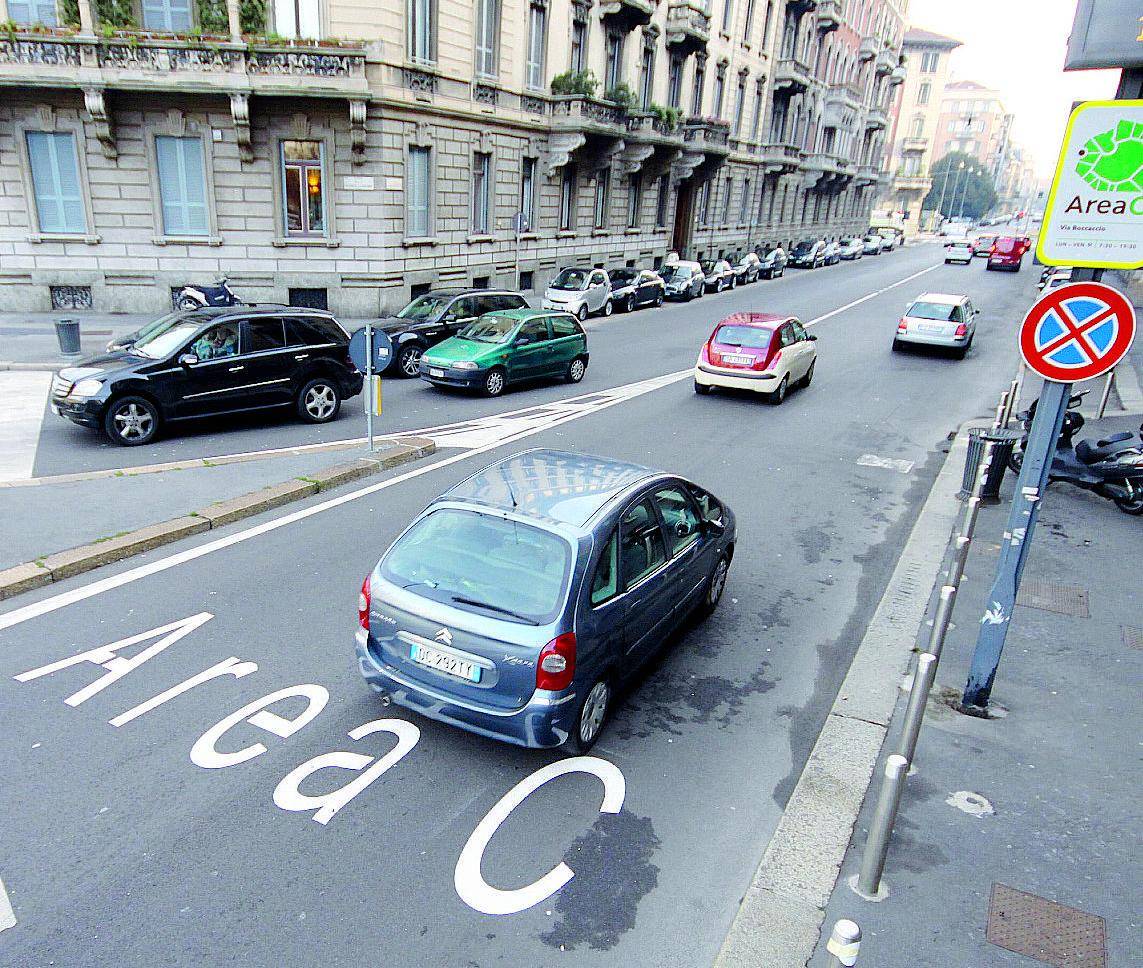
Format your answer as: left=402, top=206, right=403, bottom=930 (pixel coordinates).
left=450, top=595, right=539, bottom=625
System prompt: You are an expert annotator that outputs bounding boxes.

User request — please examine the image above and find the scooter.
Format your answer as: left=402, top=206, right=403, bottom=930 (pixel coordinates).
left=176, top=278, right=243, bottom=311
left=1010, top=390, right=1143, bottom=515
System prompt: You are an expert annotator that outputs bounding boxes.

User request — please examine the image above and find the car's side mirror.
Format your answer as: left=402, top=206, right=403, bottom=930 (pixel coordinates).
left=807, top=334, right=818, bottom=341
left=515, top=335, right=531, bottom=346
left=178, top=353, right=198, bottom=367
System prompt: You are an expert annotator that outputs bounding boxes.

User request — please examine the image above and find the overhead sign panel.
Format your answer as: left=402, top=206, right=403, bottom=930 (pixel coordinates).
left=1064, top=0, right=1143, bottom=71
left=1037, top=101, right=1143, bottom=270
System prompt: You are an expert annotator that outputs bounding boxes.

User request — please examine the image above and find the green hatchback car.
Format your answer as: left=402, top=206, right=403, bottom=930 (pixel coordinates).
left=418, top=309, right=589, bottom=396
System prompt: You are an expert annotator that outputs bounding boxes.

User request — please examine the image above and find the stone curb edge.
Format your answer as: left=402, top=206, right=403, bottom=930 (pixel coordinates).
left=713, top=423, right=980, bottom=968
left=0, top=437, right=436, bottom=602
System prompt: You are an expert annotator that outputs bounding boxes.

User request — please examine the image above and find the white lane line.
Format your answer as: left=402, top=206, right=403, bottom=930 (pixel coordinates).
left=804, top=262, right=942, bottom=327
left=0, top=369, right=692, bottom=632
left=0, top=372, right=52, bottom=482
left=856, top=454, right=915, bottom=474
left=0, top=875, right=14, bottom=932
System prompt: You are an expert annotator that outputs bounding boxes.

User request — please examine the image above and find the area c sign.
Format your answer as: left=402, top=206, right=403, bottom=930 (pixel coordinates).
left=1037, top=101, right=1143, bottom=270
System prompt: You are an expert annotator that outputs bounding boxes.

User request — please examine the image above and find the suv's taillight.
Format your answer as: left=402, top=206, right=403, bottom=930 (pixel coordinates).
left=536, top=633, right=576, bottom=691
left=358, top=574, right=371, bottom=631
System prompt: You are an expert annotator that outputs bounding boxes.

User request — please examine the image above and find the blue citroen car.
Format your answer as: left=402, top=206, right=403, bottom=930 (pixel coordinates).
left=354, top=449, right=736, bottom=751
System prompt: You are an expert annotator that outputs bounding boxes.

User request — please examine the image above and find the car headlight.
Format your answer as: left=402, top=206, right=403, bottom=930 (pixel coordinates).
left=71, top=379, right=104, bottom=398
left=452, top=361, right=479, bottom=370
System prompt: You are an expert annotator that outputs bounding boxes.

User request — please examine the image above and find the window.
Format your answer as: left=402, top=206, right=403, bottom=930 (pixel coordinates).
left=519, top=318, right=549, bottom=343
left=280, top=140, right=325, bottom=237
left=559, top=165, right=577, bottom=230
left=285, top=316, right=343, bottom=346
left=551, top=315, right=582, bottom=338
left=620, top=498, right=667, bottom=590
left=721, top=0, right=733, bottom=32
left=691, top=58, right=706, bottom=116
left=519, top=157, right=536, bottom=231
left=640, top=43, right=655, bottom=110
left=570, top=17, right=587, bottom=72
left=605, top=31, right=625, bottom=90
left=407, top=145, right=431, bottom=237
left=272, top=0, right=320, bottom=39
left=627, top=173, right=642, bottom=228
left=697, top=180, right=711, bottom=225
left=751, top=81, right=764, bottom=140
left=142, top=0, right=192, bottom=32
left=790, top=319, right=807, bottom=341
left=655, top=175, right=669, bottom=228
left=475, top=0, right=498, bottom=76
left=742, top=0, right=755, bottom=42
left=9, top=0, right=58, bottom=25
left=409, top=0, right=434, bottom=62
left=519, top=270, right=534, bottom=290
left=712, top=67, right=726, bottom=119
left=667, top=56, right=683, bottom=109
left=653, top=487, right=701, bottom=555
left=917, top=81, right=930, bottom=106
left=721, top=176, right=732, bottom=225
left=594, top=168, right=610, bottom=229
left=910, top=115, right=924, bottom=137
left=155, top=136, right=208, bottom=238
left=733, top=77, right=746, bottom=134
left=25, top=131, right=86, bottom=236
left=591, top=530, right=619, bottom=605
left=242, top=319, right=287, bottom=353
left=762, top=0, right=774, bottom=46
left=471, top=152, right=491, bottom=233
left=741, top=177, right=751, bottom=224
left=525, top=1, right=547, bottom=90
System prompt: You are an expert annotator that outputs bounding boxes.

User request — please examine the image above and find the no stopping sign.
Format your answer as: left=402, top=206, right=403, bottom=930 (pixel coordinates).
left=1019, top=281, right=1136, bottom=383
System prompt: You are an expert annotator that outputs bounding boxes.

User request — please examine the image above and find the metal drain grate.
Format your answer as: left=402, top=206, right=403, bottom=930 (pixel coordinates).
left=986, top=884, right=1106, bottom=967
left=1016, top=580, right=1090, bottom=618
left=1122, top=627, right=1143, bottom=650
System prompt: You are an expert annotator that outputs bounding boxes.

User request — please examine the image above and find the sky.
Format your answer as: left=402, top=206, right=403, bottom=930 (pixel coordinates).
left=905, top=0, right=1121, bottom=181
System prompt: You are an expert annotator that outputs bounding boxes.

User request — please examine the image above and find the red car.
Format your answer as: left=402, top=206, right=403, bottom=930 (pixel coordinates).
left=987, top=237, right=1023, bottom=272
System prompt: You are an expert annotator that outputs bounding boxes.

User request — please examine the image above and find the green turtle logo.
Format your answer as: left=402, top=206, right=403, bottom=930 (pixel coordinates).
left=1074, top=119, right=1143, bottom=192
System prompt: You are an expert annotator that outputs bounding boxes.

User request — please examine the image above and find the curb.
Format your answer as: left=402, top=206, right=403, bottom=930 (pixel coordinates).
left=0, top=361, right=64, bottom=372
left=0, top=438, right=435, bottom=601
left=714, top=423, right=979, bottom=968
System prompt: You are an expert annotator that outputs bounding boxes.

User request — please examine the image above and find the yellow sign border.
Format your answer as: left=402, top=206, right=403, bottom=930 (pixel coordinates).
left=1036, top=99, right=1143, bottom=271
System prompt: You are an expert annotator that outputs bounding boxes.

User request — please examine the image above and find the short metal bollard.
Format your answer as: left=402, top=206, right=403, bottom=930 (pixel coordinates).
left=926, top=585, right=958, bottom=658
left=958, top=428, right=1020, bottom=504
left=948, top=536, right=971, bottom=587
left=897, top=653, right=938, bottom=770
left=54, top=317, right=82, bottom=356
left=825, top=919, right=861, bottom=967
left=852, top=754, right=909, bottom=899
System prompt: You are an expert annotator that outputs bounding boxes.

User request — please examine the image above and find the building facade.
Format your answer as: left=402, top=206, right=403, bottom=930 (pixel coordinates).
left=0, top=0, right=904, bottom=315
left=931, top=80, right=1011, bottom=179
left=880, top=26, right=959, bottom=231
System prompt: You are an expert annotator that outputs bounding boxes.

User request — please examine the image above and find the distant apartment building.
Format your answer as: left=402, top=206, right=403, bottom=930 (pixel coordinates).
left=932, top=79, right=1013, bottom=182
left=880, top=26, right=959, bottom=230
left=0, top=0, right=905, bottom=315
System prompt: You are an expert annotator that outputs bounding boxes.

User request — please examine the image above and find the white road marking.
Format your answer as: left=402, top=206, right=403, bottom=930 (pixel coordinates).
left=0, top=372, right=51, bottom=482
left=0, top=875, right=14, bottom=933
left=856, top=454, right=915, bottom=474
left=804, top=263, right=943, bottom=327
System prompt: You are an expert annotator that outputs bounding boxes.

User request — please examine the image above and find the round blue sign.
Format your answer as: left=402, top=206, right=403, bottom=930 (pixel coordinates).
left=349, top=326, right=394, bottom=374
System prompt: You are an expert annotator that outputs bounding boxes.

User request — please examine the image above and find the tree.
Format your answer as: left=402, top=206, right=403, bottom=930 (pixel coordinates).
left=922, top=152, right=998, bottom=220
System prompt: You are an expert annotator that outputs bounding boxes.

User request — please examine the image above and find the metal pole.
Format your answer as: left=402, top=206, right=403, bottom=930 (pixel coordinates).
left=855, top=754, right=909, bottom=898
left=948, top=534, right=972, bottom=587
left=1004, top=379, right=1020, bottom=427
left=934, top=163, right=953, bottom=219
left=825, top=919, right=862, bottom=967
left=897, top=652, right=937, bottom=768
left=515, top=229, right=522, bottom=292
left=364, top=321, right=375, bottom=453
left=926, top=586, right=957, bottom=660
left=993, top=392, right=1009, bottom=430
left=1097, top=369, right=1116, bottom=420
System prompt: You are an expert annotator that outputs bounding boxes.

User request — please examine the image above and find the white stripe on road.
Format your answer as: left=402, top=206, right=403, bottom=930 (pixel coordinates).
left=0, top=875, right=14, bottom=933
left=804, top=262, right=943, bottom=327
left=0, top=372, right=51, bottom=482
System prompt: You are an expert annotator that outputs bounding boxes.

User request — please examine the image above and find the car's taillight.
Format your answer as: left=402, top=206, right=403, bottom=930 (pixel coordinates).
left=536, top=632, right=576, bottom=691
left=954, top=323, right=968, bottom=337
left=991, top=247, right=999, bottom=256
left=898, top=318, right=908, bottom=332
left=764, top=349, right=781, bottom=370
left=358, top=574, right=371, bottom=631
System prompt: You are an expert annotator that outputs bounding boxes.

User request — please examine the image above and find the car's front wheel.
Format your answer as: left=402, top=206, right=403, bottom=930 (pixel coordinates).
left=566, top=678, right=610, bottom=754
left=602, top=299, right=614, bottom=317
left=698, top=555, right=729, bottom=618
left=483, top=367, right=506, bottom=397
left=577, top=304, right=589, bottom=321
left=397, top=343, right=423, bottom=378
left=800, top=359, right=816, bottom=388
left=298, top=378, right=342, bottom=423
left=104, top=395, right=160, bottom=446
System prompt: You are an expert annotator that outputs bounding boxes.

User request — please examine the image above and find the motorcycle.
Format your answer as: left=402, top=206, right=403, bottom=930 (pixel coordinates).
left=1010, top=390, right=1143, bottom=515
left=176, top=278, right=243, bottom=311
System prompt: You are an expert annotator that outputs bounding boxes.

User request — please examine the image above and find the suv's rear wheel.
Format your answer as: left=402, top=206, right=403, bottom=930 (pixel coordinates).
left=397, top=343, right=424, bottom=377
left=298, top=378, right=342, bottom=423
left=104, top=395, right=160, bottom=446
left=566, top=678, right=610, bottom=754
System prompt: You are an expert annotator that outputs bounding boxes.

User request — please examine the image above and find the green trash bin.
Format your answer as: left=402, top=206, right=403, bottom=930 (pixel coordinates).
left=958, top=428, right=1021, bottom=505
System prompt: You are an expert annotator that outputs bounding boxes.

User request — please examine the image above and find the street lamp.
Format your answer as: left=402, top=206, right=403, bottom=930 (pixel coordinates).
left=954, top=164, right=976, bottom=219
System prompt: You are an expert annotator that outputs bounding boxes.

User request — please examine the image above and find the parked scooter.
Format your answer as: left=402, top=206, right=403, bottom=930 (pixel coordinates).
left=1010, top=390, right=1143, bottom=515
left=176, top=278, right=243, bottom=311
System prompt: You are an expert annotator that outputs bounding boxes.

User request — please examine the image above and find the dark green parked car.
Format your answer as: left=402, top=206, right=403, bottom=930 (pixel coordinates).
left=418, top=309, right=589, bottom=396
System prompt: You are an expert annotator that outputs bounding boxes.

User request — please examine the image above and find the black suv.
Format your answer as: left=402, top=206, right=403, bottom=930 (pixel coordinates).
left=50, top=306, right=362, bottom=446
left=376, top=289, right=528, bottom=377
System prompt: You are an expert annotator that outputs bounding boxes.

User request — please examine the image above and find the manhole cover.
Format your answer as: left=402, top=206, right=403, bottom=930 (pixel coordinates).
left=1122, top=627, right=1143, bottom=650
left=1016, top=580, right=1089, bottom=618
left=987, top=883, right=1106, bottom=967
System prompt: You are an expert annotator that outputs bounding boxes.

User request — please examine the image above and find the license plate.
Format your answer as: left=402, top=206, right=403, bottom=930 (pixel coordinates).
left=410, top=643, right=481, bottom=682
left=430, top=368, right=445, bottom=378
left=918, top=324, right=944, bottom=334
left=723, top=354, right=754, bottom=365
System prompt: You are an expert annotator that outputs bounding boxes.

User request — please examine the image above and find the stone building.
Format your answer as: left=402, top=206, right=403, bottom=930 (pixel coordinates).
left=0, top=0, right=903, bottom=315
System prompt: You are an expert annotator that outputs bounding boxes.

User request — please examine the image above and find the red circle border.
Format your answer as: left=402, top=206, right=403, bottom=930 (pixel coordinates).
left=1019, top=282, right=1137, bottom=383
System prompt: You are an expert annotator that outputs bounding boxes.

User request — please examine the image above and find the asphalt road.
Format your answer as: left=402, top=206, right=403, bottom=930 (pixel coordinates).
left=1, top=245, right=1036, bottom=967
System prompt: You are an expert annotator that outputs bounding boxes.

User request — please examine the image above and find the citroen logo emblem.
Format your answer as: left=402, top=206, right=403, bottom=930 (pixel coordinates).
left=435, top=628, right=453, bottom=646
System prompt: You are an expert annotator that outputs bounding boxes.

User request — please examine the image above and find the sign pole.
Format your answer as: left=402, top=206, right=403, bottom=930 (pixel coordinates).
left=364, top=320, right=375, bottom=453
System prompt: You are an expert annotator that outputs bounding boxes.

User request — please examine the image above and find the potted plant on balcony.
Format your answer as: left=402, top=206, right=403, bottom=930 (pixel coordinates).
left=603, top=82, right=637, bottom=114
left=649, top=103, right=683, bottom=132
left=551, top=69, right=598, bottom=97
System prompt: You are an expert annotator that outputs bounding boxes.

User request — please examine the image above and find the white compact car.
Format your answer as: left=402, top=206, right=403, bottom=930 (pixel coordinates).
left=543, top=267, right=612, bottom=320
left=944, top=241, right=974, bottom=264
left=894, top=292, right=979, bottom=359
left=694, top=312, right=818, bottom=404
left=862, top=235, right=883, bottom=255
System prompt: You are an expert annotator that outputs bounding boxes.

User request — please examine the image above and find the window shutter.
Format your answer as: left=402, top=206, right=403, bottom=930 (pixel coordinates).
left=26, top=132, right=86, bottom=235
left=157, top=136, right=209, bottom=236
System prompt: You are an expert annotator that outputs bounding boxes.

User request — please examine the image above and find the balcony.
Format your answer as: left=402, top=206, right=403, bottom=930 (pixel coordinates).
left=787, top=0, right=819, bottom=14
left=894, top=173, right=931, bottom=192
left=773, top=56, right=814, bottom=94
left=547, top=94, right=629, bottom=174
left=855, top=163, right=880, bottom=187
left=865, top=106, right=889, bottom=130
left=666, top=0, right=711, bottom=56
left=758, top=141, right=804, bottom=174
left=889, top=64, right=906, bottom=86
left=858, top=36, right=878, bottom=61
left=900, top=136, right=928, bottom=153
left=875, top=46, right=898, bottom=76
left=599, top=0, right=655, bottom=30
left=825, top=84, right=862, bottom=118
left=683, top=117, right=732, bottom=158
left=816, top=0, right=843, bottom=32
left=803, top=151, right=853, bottom=191
left=625, top=111, right=686, bottom=145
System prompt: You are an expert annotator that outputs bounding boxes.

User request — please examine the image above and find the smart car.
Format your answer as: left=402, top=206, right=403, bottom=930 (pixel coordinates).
left=542, top=267, right=613, bottom=320
left=757, top=243, right=788, bottom=278
left=354, top=449, right=737, bottom=751
left=701, top=259, right=736, bottom=292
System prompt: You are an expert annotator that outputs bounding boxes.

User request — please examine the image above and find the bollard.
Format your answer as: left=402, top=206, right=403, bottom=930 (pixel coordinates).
left=993, top=392, right=1009, bottom=430
left=947, top=535, right=971, bottom=587
left=1004, top=379, right=1020, bottom=427
left=926, top=585, right=958, bottom=658
left=825, top=919, right=862, bottom=967
left=854, top=754, right=909, bottom=899
left=897, top=653, right=938, bottom=771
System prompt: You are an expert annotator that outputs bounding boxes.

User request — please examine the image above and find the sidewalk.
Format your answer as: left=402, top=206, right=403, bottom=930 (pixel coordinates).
left=808, top=464, right=1139, bottom=965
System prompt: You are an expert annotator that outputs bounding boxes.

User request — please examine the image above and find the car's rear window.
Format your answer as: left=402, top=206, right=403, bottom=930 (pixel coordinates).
left=995, top=238, right=1018, bottom=253
left=381, top=508, right=571, bottom=624
left=714, top=324, right=773, bottom=348
left=907, top=301, right=957, bottom=321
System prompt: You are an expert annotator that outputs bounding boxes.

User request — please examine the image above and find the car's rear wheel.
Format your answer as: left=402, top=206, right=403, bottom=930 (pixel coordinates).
left=1112, top=486, right=1143, bottom=515
left=103, top=395, right=160, bottom=446
left=566, top=678, right=610, bottom=754
left=770, top=374, right=789, bottom=405
left=603, top=299, right=614, bottom=317
left=576, top=304, right=589, bottom=321
left=298, top=378, right=342, bottom=423
left=483, top=367, right=506, bottom=397
left=176, top=295, right=200, bottom=311
left=800, top=359, right=816, bottom=388
left=397, top=343, right=423, bottom=377
left=566, top=356, right=587, bottom=383
left=694, top=379, right=712, bottom=395
left=654, top=291, right=664, bottom=307
left=892, top=338, right=903, bottom=352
